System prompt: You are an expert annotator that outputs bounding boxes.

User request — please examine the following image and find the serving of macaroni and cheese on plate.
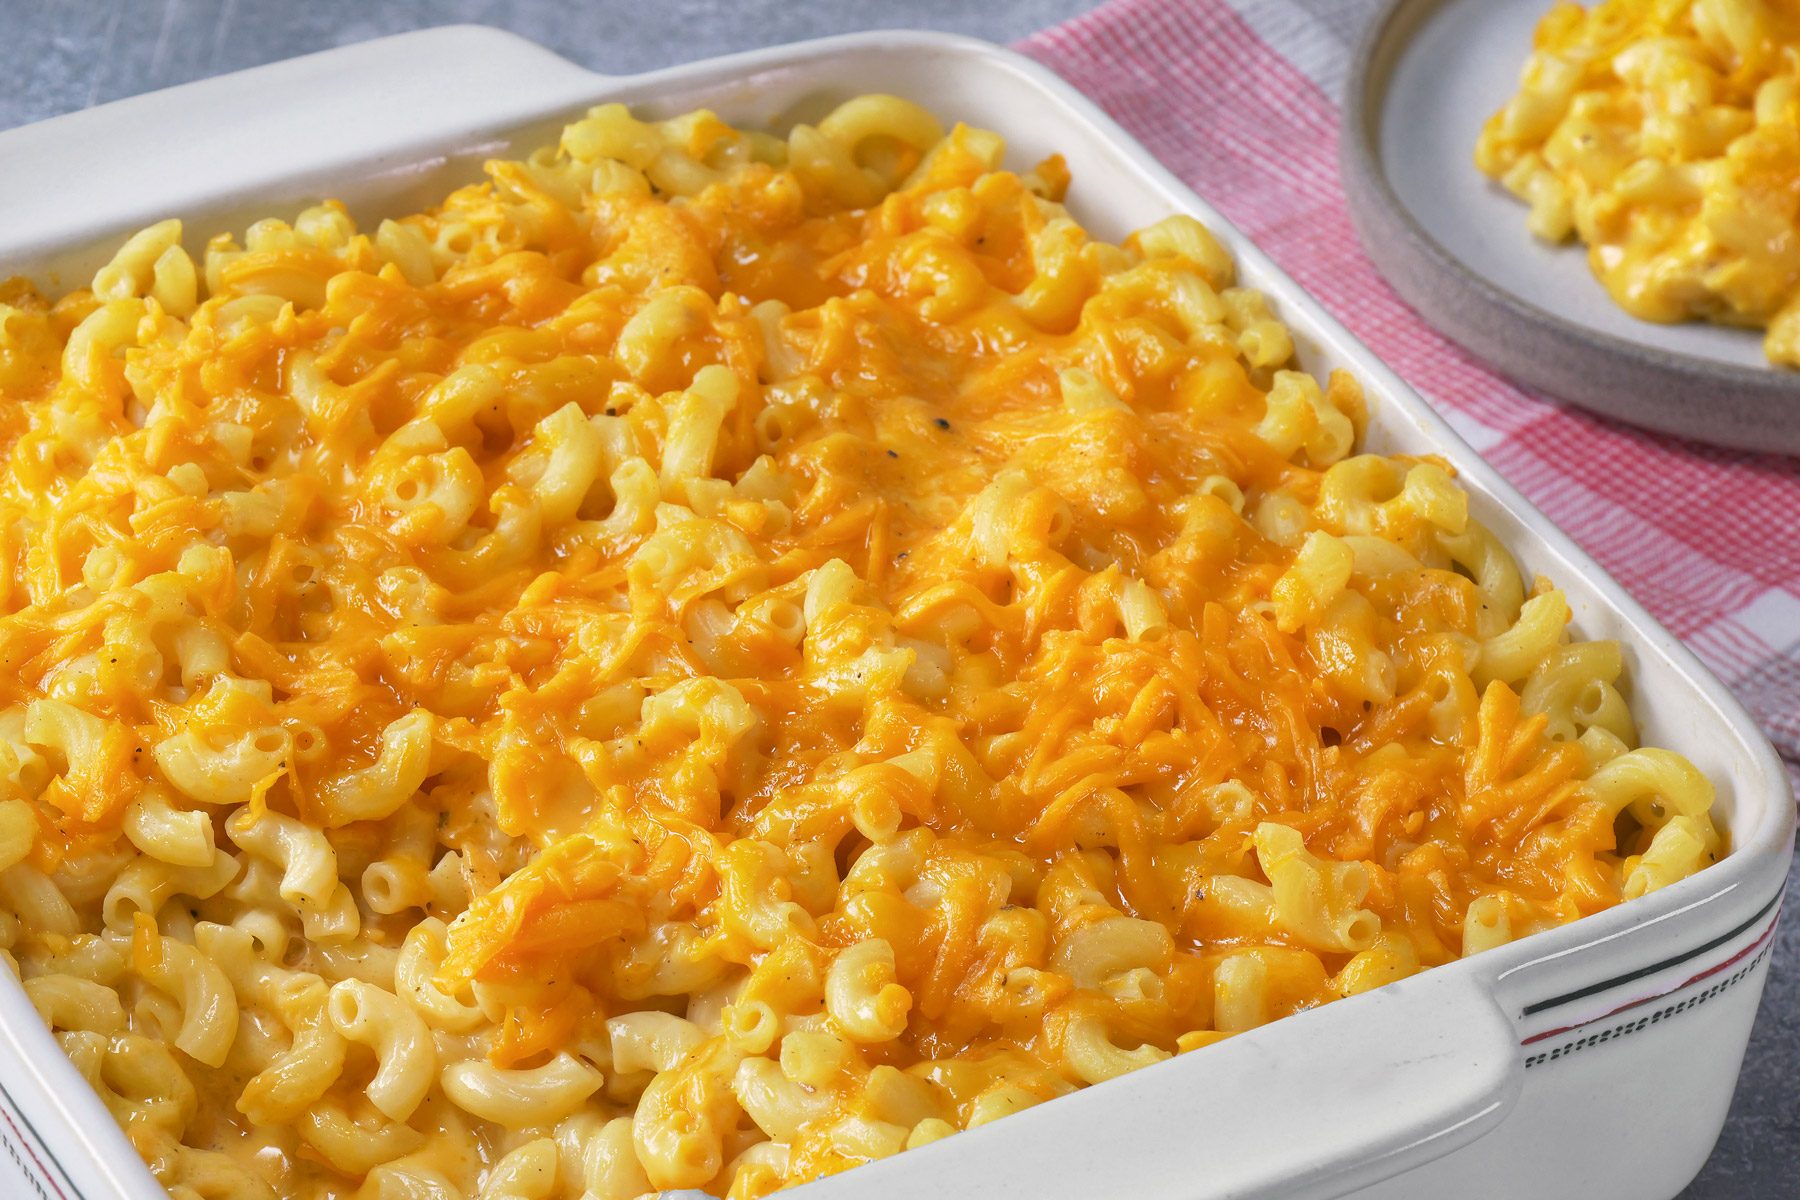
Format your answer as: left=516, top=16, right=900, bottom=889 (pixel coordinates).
left=1477, top=0, right=1800, bottom=366
left=0, top=89, right=1729, bottom=1200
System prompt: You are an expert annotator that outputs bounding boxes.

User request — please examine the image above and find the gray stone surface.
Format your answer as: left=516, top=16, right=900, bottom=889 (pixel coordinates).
left=0, top=0, right=1089, bottom=128
left=0, top=1, right=1794, bottom=1197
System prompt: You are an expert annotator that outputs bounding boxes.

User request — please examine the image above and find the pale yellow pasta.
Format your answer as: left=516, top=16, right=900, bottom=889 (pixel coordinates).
left=1129, top=213, right=1236, bottom=286
left=480, top=1137, right=560, bottom=1200
left=1062, top=1007, right=1171, bottom=1085
left=1585, top=746, right=1719, bottom=824
left=1477, top=589, right=1574, bottom=687
left=1462, top=894, right=1516, bottom=958
left=328, top=979, right=437, bottom=1121
left=1252, top=823, right=1380, bottom=953
left=1334, top=934, right=1421, bottom=997
left=0, top=798, right=36, bottom=871
left=1211, top=952, right=1269, bottom=1034
left=441, top=1053, right=604, bottom=1127
left=733, top=1056, right=832, bottom=1141
left=1624, top=815, right=1719, bottom=899
left=394, top=919, right=486, bottom=1034
left=300, top=1100, right=424, bottom=1175
left=122, top=788, right=215, bottom=869
left=1271, top=530, right=1355, bottom=632
left=822, top=939, right=911, bottom=1044
left=606, top=1010, right=706, bottom=1075
left=633, top=1049, right=737, bottom=1189
left=102, top=849, right=239, bottom=930
left=237, top=975, right=347, bottom=1126
left=25, top=974, right=127, bottom=1034
left=315, top=711, right=434, bottom=824
left=132, top=929, right=238, bottom=1068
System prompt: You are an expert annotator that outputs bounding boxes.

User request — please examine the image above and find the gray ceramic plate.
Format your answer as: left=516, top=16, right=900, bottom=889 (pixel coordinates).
left=1341, top=0, right=1800, bottom=455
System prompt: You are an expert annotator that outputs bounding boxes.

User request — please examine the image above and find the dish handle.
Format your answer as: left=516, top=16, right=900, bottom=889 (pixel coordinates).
left=0, top=26, right=608, bottom=266
left=788, top=963, right=1522, bottom=1200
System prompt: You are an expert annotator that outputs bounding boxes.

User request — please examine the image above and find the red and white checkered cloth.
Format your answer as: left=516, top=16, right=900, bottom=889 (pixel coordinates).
left=1018, top=0, right=1800, bottom=787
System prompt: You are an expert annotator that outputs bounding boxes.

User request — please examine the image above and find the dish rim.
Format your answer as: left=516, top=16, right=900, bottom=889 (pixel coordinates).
left=1341, top=0, right=1800, bottom=456
left=0, top=22, right=1789, bottom=1200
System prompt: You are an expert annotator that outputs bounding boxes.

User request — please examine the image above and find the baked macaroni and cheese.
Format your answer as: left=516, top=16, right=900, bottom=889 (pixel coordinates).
left=1476, top=0, right=1800, bottom=365
left=0, top=95, right=1724, bottom=1199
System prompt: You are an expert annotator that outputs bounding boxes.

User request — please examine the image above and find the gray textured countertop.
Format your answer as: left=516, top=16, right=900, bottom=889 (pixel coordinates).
left=1, top=1, right=1794, bottom=1197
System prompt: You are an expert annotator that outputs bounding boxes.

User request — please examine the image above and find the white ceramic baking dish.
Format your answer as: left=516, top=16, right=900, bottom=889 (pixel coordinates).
left=0, top=26, right=1788, bottom=1200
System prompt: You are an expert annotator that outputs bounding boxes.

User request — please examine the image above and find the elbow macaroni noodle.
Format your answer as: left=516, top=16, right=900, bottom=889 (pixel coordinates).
left=1476, top=0, right=1800, bottom=365
left=0, top=93, right=1724, bottom=1197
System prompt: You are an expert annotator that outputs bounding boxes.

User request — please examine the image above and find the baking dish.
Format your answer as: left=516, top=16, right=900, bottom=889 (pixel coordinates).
left=0, top=26, right=1788, bottom=1200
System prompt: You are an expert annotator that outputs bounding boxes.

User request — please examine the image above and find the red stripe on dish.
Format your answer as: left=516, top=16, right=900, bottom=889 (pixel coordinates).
left=0, top=1093, right=70, bottom=1200
left=1520, top=911, right=1782, bottom=1047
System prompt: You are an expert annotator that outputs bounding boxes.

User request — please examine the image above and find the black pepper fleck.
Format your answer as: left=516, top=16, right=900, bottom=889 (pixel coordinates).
left=886, top=449, right=898, bottom=459
left=934, top=417, right=950, bottom=431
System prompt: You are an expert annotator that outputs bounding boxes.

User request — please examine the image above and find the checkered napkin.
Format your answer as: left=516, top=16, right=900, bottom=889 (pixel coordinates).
left=1017, top=0, right=1800, bottom=788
